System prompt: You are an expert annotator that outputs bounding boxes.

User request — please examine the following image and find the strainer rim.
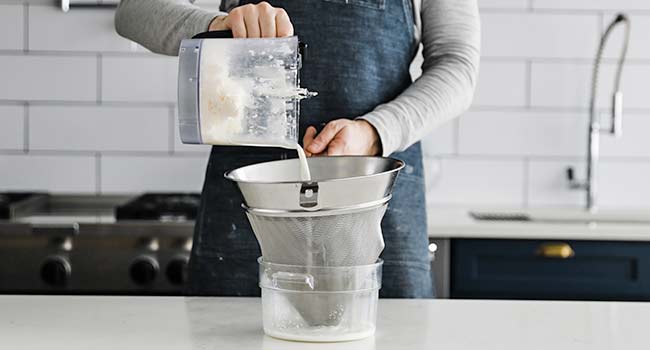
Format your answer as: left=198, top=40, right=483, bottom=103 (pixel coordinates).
left=223, top=155, right=405, bottom=185
left=242, top=197, right=390, bottom=216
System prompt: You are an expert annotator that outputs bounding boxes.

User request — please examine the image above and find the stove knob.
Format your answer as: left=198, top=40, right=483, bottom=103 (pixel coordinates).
left=41, top=256, right=71, bottom=287
left=166, top=257, right=189, bottom=285
left=130, top=256, right=159, bottom=286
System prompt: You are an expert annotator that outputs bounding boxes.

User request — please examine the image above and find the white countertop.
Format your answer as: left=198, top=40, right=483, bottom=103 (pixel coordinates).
left=428, top=207, right=650, bottom=241
left=1, top=295, right=649, bottom=350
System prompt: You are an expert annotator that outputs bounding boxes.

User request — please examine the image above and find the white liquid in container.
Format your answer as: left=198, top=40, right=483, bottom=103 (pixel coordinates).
left=259, top=249, right=382, bottom=344
left=265, top=326, right=375, bottom=342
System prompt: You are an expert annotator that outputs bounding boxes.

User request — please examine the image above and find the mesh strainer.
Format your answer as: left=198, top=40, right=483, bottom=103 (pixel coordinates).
left=225, top=156, right=404, bottom=326
left=246, top=204, right=387, bottom=267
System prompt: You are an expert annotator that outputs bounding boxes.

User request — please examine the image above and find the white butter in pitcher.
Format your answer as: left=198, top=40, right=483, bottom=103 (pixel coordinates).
left=198, top=53, right=248, bottom=144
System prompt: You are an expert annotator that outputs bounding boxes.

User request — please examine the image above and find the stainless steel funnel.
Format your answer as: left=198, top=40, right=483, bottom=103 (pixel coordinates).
left=224, top=156, right=404, bottom=213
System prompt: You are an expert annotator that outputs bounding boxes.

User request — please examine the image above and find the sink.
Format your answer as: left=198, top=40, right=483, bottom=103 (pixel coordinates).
left=470, top=209, right=650, bottom=224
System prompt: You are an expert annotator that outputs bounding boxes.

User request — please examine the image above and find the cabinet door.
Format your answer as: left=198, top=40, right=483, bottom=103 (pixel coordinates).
left=451, top=239, right=650, bottom=301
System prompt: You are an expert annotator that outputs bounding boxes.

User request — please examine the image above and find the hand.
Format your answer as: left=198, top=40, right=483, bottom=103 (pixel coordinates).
left=208, top=2, right=293, bottom=38
left=303, top=119, right=382, bottom=156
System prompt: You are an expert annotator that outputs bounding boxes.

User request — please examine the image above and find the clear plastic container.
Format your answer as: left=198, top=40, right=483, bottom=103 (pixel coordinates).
left=258, top=258, right=382, bottom=342
left=178, top=36, right=315, bottom=148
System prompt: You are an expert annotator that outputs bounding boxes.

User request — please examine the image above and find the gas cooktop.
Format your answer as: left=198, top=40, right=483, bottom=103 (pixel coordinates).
left=0, top=192, right=199, bottom=295
left=0, top=192, right=201, bottom=228
left=116, top=193, right=201, bottom=221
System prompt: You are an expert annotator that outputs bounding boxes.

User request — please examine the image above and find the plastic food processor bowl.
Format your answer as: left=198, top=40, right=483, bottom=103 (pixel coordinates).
left=258, top=258, right=382, bottom=342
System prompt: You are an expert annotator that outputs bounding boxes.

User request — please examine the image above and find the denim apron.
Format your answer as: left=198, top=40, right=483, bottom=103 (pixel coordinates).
left=187, top=0, right=434, bottom=298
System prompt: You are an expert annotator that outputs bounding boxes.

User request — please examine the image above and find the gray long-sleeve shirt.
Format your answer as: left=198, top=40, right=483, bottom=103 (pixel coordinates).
left=115, top=0, right=480, bottom=156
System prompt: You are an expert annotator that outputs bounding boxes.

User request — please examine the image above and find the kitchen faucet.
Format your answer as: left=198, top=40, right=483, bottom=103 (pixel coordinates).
left=566, top=14, right=631, bottom=212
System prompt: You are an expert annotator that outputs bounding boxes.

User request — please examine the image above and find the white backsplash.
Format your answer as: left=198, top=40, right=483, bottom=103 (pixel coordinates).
left=0, top=0, right=649, bottom=210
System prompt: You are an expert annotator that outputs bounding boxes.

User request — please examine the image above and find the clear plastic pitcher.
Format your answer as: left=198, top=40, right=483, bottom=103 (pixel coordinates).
left=259, top=258, right=382, bottom=342
left=178, top=33, right=315, bottom=147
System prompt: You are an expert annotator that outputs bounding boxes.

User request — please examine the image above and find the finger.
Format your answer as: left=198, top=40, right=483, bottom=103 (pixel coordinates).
left=226, top=11, right=247, bottom=38
left=275, top=9, right=294, bottom=37
left=307, top=120, right=345, bottom=154
left=243, top=7, right=260, bottom=38
left=327, top=139, right=346, bottom=156
left=258, top=3, right=276, bottom=38
left=208, top=15, right=228, bottom=31
left=302, top=126, right=317, bottom=157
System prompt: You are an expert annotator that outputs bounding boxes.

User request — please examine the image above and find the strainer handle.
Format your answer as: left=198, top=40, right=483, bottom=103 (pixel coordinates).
left=299, top=183, right=319, bottom=209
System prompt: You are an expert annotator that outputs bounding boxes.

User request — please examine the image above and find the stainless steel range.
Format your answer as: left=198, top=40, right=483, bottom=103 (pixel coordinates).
left=0, top=193, right=196, bottom=295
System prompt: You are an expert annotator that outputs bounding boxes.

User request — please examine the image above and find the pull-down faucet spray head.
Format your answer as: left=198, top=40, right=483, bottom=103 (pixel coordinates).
left=566, top=13, right=631, bottom=212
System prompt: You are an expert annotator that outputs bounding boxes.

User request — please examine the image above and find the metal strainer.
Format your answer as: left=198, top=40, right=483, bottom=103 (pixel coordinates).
left=246, top=204, right=387, bottom=267
left=225, top=156, right=404, bottom=326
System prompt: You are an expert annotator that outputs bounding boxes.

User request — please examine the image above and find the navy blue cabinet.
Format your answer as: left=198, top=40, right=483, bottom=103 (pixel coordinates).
left=451, top=239, right=650, bottom=301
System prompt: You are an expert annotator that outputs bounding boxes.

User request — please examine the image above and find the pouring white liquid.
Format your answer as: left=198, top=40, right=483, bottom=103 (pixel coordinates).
left=294, top=144, right=312, bottom=182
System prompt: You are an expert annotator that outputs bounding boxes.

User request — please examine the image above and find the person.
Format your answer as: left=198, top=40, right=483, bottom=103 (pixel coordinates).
left=115, top=0, right=479, bottom=298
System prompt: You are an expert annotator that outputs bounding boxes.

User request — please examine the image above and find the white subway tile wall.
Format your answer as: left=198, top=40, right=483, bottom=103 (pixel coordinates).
left=0, top=55, right=97, bottom=101
left=0, top=5, right=23, bottom=50
left=0, top=154, right=96, bottom=192
left=598, top=161, right=650, bottom=208
left=531, top=62, right=650, bottom=109
left=0, top=105, right=24, bottom=150
left=472, top=61, right=527, bottom=107
left=425, top=158, right=525, bottom=206
left=529, top=159, right=650, bottom=208
left=531, top=0, right=650, bottom=11
left=0, top=1, right=648, bottom=210
left=100, top=155, right=208, bottom=193
left=421, top=119, right=456, bottom=157
left=101, top=56, right=178, bottom=103
left=600, top=114, right=650, bottom=158
left=28, top=6, right=132, bottom=52
left=527, top=159, right=585, bottom=207
left=29, top=105, right=170, bottom=152
left=481, top=13, right=599, bottom=58
left=458, top=111, right=586, bottom=157
left=480, top=0, right=529, bottom=9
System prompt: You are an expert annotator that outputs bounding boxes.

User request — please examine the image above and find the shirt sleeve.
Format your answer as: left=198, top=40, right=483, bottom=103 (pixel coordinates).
left=358, top=0, right=481, bottom=156
left=115, top=0, right=225, bottom=56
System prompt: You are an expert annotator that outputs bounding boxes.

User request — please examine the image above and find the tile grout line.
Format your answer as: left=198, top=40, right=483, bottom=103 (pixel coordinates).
left=525, top=59, right=533, bottom=108
left=4, top=49, right=650, bottom=64
left=95, top=152, right=102, bottom=195
left=6, top=100, right=649, bottom=114
left=22, top=3, right=28, bottom=52
left=0, top=149, right=208, bottom=157
left=0, top=100, right=179, bottom=107
left=168, top=105, right=175, bottom=154
left=469, top=106, right=650, bottom=113
left=0, top=50, right=172, bottom=58
left=480, top=8, right=650, bottom=15
left=22, top=102, right=28, bottom=153
left=522, top=157, right=530, bottom=208
left=1, top=149, right=648, bottom=162
left=96, top=53, right=102, bottom=104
